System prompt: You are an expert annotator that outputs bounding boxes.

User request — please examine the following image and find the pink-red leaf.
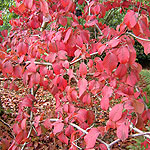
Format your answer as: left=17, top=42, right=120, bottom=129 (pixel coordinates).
left=117, top=123, right=129, bottom=141
left=53, top=123, right=64, bottom=135
left=2, top=61, right=13, bottom=74
left=79, top=62, right=87, bottom=77
left=43, top=118, right=52, bottom=129
left=84, top=128, right=100, bottom=149
left=23, top=0, right=33, bottom=9
left=103, top=53, right=118, bottom=74
left=102, top=86, right=113, bottom=98
left=40, top=0, right=49, bottom=16
left=78, top=78, right=88, bottom=97
left=124, top=10, right=138, bottom=29
left=100, top=96, right=109, bottom=111
left=21, top=118, right=26, bottom=130
left=63, top=28, right=72, bottom=43
left=117, top=46, right=129, bottom=64
left=109, top=104, right=123, bottom=122
left=58, top=132, right=68, bottom=145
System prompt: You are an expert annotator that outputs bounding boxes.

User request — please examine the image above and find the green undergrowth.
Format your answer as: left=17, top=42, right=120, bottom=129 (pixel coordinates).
left=140, top=70, right=150, bottom=103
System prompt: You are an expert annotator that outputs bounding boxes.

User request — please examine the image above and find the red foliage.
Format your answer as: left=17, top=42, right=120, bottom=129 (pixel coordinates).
left=0, top=0, right=150, bottom=149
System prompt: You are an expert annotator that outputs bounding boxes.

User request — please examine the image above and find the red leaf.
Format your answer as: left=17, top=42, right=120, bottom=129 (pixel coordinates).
left=52, top=63, right=62, bottom=75
left=85, top=19, right=98, bottom=27
left=84, top=128, right=100, bottom=149
left=43, top=118, right=52, bottom=129
left=58, top=50, right=67, bottom=60
left=99, top=144, right=107, bottom=150
left=32, top=72, right=40, bottom=84
left=63, top=28, right=72, bottom=43
left=13, top=123, right=22, bottom=135
left=1, top=30, right=8, bottom=37
left=126, top=71, right=138, bottom=86
left=2, top=61, right=13, bottom=74
left=103, top=53, right=118, bottom=74
left=138, top=38, right=150, bottom=55
left=34, top=116, right=41, bottom=128
left=117, top=46, right=129, bottom=64
left=45, top=52, right=56, bottom=63
left=53, top=123, right=64, bottom=135
left=100, top=96, right=109, bottom=111
left=27, top=61, right=38, bottom=72
left=115, top=64, right=127, bottom=78
left=109, top=104, right=123, bottom=122
left=36, top=126, right=42, bottom=136
left=76, top=109, right=87, bottom=123
left=23, top=0, right=33, bottom=9
left=108, top=39, right=120, bottom=48
left=13, top=65, right=22, bottom=78
left=79, top=62, right=87, bottom=77
left=87, top=110, right=95, bottom=125
left=15, top=131, right=24, bottom=144
left=78, top=78, right=88, bottom=97
left=124, top=10, right=138, bottom=29
left=61, top=0, right=69, bottom=7
left=65, top=125, right=75, bottom=137
left=59, top=16, right=67, bottom=26
left=0, top=19, right=3, bottom=26
left=21, top=118, right=26, bottom=130
left=40, top=0, right=49, bottom=16
left=58, top=132, right=68, bottom=145
left=82, top=93, right=91, bottom=105
left=98, top=44, right=107, bottom=55
left=132, top=100, right=144, bottom=114
left=21, top=96, right=32, bottom=108
left=102, top=86, right=113, bottom=97
left=117, top=123, right=129, bottom=141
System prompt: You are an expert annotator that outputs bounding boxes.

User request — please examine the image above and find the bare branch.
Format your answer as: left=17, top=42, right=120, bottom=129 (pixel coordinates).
left=26, top=61, right=52, bottom=66
left=95, top=23, right=103, bottom=36
left=127, top=32, right=150, bottom=42
left=49, top=119, right=110, bottom=150
left=21, top=88, right=35, bottom=150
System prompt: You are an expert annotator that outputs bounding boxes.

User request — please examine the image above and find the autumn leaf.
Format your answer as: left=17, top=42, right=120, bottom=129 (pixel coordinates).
left=84, top=128, right=100, bottom=149
left=109, top=104, right=123, bottom=122
left=103, top=53, right=118, bottom=74
left=117, top=46, right=129, bottom=64
left=79, top=62, right=87, bottom=77
left=117, top=123, right=129, bottom=141
left=40, top=0, right=49, bottom=16
left=124, top=10, right=138, bottom=29
left=53, top=123, right=64, bottom=135
left=78, top=78, right=88, bottom=97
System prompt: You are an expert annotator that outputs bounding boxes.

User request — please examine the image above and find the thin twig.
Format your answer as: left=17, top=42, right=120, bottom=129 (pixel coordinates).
left=95, top=23, right=103, bottom=36
left=21, top=88, right=35, bottom=150
left=70, top=51, right=98, bottom=65
left=25, top=61, right=52, bottom=66
left=130, top=124, right=150, bottom=139
left=135, top=86, right=148, bottom=110
left=126, top=32, right=150, bottom=42
left=49, top=118, right=110, bottom=150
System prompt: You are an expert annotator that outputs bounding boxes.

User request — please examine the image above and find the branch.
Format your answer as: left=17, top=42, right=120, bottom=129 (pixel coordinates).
left=25, top=61, right=52, bottom=66
left=130, top=124, right=150, bottom=140
left=127, top=32, right=150, bottom=42
left=135, top=86, right=148, bottom=110
left=49, top=118, right=110, bottom=150
left=40, top=15, right=51, bottom=32
left=70, top=51, right=98, bottom=65
left=21, top=88, right=35, bottom=150
left=0, top=119, right=15, bottom=139
left=95, top=23, right=103, bottom=36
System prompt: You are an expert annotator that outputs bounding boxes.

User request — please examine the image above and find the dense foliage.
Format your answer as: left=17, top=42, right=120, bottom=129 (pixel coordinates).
left=0, top=0, right=150, bottom=149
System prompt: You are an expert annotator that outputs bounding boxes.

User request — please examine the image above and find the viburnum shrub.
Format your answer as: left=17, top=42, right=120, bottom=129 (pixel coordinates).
left=0, top=0, right=150, bottom=149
